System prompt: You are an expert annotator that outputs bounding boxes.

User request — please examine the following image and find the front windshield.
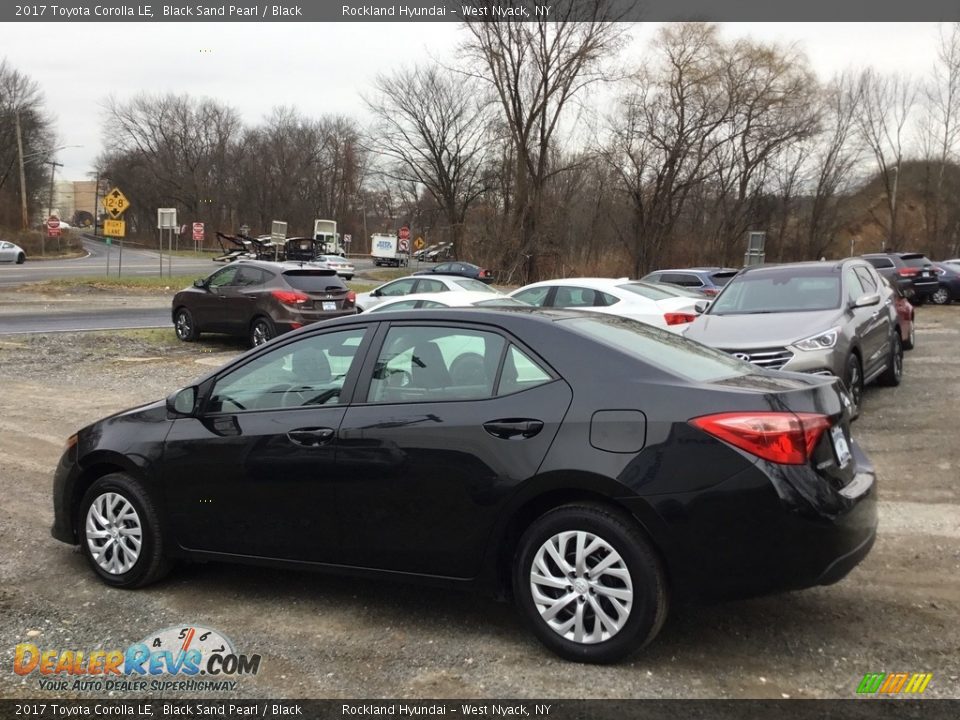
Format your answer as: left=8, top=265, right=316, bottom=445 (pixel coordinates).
left=709, top=270, right=841, bottom=315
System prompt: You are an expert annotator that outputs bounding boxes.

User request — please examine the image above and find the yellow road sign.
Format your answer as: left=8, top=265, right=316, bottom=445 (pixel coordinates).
left=103, top=188, right=130, bottom=219
left=414, top=236, right=425, bottom=251
left=103, top=219, right=126, bottom=237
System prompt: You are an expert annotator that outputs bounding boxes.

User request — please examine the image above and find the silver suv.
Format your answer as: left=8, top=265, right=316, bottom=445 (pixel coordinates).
left=683, top=259, right=903, bottom=415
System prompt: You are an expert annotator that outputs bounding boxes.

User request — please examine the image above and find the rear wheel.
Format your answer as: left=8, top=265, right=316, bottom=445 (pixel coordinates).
left=173, top=307, right=199, bottom=342
left=16, top=252, right=25, bottom=264
left=844, top=353, right=864, bottom=417
left=513, top=503, right=668, bottom=664
left=79, top=473, right=171, bottom=588
left=930, top=286, right=952, bottom=305
left=249, top=316, right=276, bottom=347
left=878, top=333, right=903, bottom=387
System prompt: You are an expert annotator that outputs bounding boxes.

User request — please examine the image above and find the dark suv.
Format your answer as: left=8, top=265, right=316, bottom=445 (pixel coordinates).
left=172, top=260, right=356, bottom=347
left=862, top=252, right=939, bottom=304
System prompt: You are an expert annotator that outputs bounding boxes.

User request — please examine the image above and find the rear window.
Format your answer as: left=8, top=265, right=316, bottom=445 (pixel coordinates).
left=617, top=282, right=678, bottom=301
left=865, top=257, right=894, bottom=269
left=900, top=254, right=932, bottom=268
left=453, top=278, right=498, bottom=293
left=282, top=270, right=345, bottom=293
left=711, top=271, right=738, bottom=285
left=562, top=315, right=749, bottom=383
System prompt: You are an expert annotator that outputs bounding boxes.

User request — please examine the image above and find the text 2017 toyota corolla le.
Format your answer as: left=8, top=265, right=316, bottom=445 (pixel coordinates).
left=51, top=309, right=877, bottom=663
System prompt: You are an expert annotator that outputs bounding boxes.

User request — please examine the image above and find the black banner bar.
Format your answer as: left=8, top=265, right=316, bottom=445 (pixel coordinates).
left=4, top=0, right=960, bottom=23
left=1, top=700, right=960, bottom=720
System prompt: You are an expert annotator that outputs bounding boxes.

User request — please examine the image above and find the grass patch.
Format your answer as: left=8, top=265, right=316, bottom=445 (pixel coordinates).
left=29, top=275, right=196, bottom=294
left=361, top=268, right=414, bottom=282
left=111, top=328, right=182, bottom=348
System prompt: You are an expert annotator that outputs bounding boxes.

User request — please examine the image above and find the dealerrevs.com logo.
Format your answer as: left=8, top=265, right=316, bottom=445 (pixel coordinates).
left=14, top=625, right=261, bottom=692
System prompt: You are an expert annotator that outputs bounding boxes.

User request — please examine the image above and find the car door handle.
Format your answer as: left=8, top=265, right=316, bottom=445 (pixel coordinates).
left=287, top=427, right=336, bottom=447
left=483, top=419, right=544, bottom=440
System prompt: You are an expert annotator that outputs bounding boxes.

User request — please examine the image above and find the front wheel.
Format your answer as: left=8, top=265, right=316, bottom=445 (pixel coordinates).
left=930, top=286, right=952, bottom=305
left=16, top=252, right=25, bottom=264
left=878, top=333, right=903, bottom=387
left=249, top=316, right=276, bottom=347
left=844, top=353, right=864, bottom=418
left=173, top=307, right=199, bottom=342
left=78, top=473, right=171, bottom=588
left=513, top=503, right=668, bottom=664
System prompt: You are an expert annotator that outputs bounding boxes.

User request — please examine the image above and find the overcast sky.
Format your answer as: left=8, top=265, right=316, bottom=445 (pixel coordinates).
left=0, top=22, right=949, bottom=179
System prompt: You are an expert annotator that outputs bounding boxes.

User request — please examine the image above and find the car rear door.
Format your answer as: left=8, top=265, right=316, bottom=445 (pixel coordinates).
left=335, top=322, right=572, bottom=578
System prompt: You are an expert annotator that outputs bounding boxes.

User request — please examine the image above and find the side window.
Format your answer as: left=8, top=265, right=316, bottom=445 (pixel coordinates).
left=416, top=279, right=447, bottom=293
left=367, top=326, right=505, bottom=403
left=866, top=257, right=893, bottom=270
left=419, top=300, right=448, bottom=308
left=435, top=263, right=453, bottom=273
left=208, top=266, right=240, bottom=288
left=844, top=269, right=866, bottom=304
left=379, top=279, right=417, bottom=297
left=597, top=291, right=620, bottom=306
left=207, top=328, right=367, bottom=412
left=513, top=287, right=551, bottom=307
left=853, top=266, right=877, bottom=293
left=554, top=286, right=599, bottom=307
left=676, top=274, right=704, bottom=288
left=0, top=242, right=11, bottom=249
left=235, top=266, right=266, bottom=287
left=371, top=299, right=420, bottom=313
left=498, top=346, right=552, bottom=395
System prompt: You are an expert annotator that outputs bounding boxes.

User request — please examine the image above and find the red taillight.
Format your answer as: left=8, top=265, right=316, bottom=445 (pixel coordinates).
left=481, top=269, right=491, bottom=277
left=271, top=290, right=310, bottom=305
left=897, top=267, right=919, bottom=277
left=689, top=412, right=832, bottom=465
left=289, top=322, right=303, bottom=330
left=664, top=312, right=697, bottom=325
left=702, top=288, right=719, bottom=296
left=346, top=290, right=356, bottom=305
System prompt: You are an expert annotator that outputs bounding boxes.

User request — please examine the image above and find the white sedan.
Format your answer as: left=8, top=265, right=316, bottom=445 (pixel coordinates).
left=508, top=278, right=701, bottom=332
left=0, top=240, right=26, bottom=264
left=315, top=254, right=355, bottom=280
left=368, top=290, right=528, bottom=313
left=356, top=275, right=501, bottom=312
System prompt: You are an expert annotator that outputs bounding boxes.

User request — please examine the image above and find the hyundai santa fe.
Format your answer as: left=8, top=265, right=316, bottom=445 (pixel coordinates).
left=52, top=308, right=877, bottom=663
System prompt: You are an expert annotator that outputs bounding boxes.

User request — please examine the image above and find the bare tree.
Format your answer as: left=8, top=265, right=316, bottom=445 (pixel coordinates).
left=857, top=69, right=917, bottom=249
left=364, top=66, right=493, bottom=256
left=462, top=0, right=627, bottom=280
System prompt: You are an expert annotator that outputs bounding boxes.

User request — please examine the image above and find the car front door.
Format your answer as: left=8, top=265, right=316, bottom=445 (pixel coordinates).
left=193, top=265, right=240, bottom=332
left=854, top=265, right=895, bottom=373
left=0, top=242, right=13, bottom=262
left=334, top=323, right=572, bottom=578
left=163, top=326, right=373, bottom=561
left=844, top=268, right=887, bottom=376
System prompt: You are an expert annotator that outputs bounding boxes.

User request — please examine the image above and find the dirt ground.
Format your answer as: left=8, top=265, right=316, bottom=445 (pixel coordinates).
left=0, top=296, right=958, bottom=700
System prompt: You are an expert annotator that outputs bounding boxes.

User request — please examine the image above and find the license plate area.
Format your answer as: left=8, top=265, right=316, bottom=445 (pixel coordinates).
left=320, top=301, right=337, bottom=311
left=831, top=425, right=851, bottom=467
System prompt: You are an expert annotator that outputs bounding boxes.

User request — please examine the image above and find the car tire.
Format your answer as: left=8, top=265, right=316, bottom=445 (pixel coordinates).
left=913, top=294, right=927, bottom=306
left=344, top=275, right=353, bottom=281
left=249, top=316, right=276, bottom=347
left=930, top=286, right=952, bottom=305
left=78, top=473, right=171, bottom=588
left=173, top=307, right=200, bottom=342
left=844, top=353, right=864, bottom=418
left=16, top=252, right=25, bottom=264
left=878, top=333, right=903, bottom=387
left=513, top=503, right=668, bottom=664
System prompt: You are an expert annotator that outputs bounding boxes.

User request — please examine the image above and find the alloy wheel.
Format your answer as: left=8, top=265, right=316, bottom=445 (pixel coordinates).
left=251, top=320, right=273, bottom=346
left=175, top=311, right=192, bottom=340
left=530, top=530, right=634, bottom=644
left=931, top=287, right=950, bottom=305
left=85, top=492, right=143, bottom=575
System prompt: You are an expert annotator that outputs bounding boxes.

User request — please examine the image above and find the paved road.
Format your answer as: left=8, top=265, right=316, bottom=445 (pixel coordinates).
left=0, top=236, right=218, bottom=288
left=0, top=307, right=169, bottom=336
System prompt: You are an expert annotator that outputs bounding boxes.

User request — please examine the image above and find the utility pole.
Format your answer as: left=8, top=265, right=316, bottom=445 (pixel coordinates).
left=45, top=159, right=63, bottom=218
left=15, top=109, right=28, bottom=230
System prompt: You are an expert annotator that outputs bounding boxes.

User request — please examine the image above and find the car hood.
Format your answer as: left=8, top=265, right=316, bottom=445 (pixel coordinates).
left=684, top=310, right=843, bottom=348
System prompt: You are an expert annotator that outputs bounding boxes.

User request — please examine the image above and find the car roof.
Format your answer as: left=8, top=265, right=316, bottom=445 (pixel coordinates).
left=513, top=277, right=633, bottom=290
left=371, top=291, right=508, bottom=309
left=738, top=259, right=868, bottom=276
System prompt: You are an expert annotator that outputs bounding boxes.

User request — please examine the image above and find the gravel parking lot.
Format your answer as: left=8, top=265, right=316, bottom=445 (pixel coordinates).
left=1, top=297, right=958, bottom=700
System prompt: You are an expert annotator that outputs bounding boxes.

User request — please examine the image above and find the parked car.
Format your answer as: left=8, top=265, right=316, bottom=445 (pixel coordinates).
left=942, top=258, right=960, bottom=268
left=684, top=259, right=902, bottom=416
left=52, top=307, right=876, bottom=663
left=640, top=267, right=740, bottom=297
left=931, top=263, right=960, bottom=305
left=508, top=278, right=700, bottom=332
left=368, top=291, right=529, bottom=313
left=0, top=240, right=26, bottom=264
left=888, top=279, right=916, bottom=350
left=172, top=261, right=356, bottom=348
left=355, top=275, right=501, bottom=312
left=861, top=252, right=939, bottom=304
left=315, top=254, right=355, bottom=280
left=414, top=261, right=494, bottom=283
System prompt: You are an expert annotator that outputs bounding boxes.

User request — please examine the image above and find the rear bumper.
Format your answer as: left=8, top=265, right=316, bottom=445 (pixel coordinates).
left=627, top=440, right=878, bottom=603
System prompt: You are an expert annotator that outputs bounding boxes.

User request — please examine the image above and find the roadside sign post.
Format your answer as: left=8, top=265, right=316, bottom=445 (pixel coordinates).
left=744, top=231, right=766, bottom=267
left=158, top=208, right=178, bottom=277
left=103, top=219, right=126, bottom=276
left=271, top=220, right=288, bottom=261
left=102, top=188, right=130, bottom=276
left=192, top=222, right=205, bottom=253
left=45, top=216, right=60, bottom=257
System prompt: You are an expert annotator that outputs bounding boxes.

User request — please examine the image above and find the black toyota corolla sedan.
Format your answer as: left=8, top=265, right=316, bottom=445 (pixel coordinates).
left=51, top=308, right=877, bottom=663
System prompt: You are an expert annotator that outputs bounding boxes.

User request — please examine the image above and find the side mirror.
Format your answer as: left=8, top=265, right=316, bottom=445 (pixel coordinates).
left=852, top=292, right=880, bottom=308
left=193, top=278, right=206, bottom=289
left=167, top=386, right=198, bottom=417
left=694, top=300, right=711, bottom=314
